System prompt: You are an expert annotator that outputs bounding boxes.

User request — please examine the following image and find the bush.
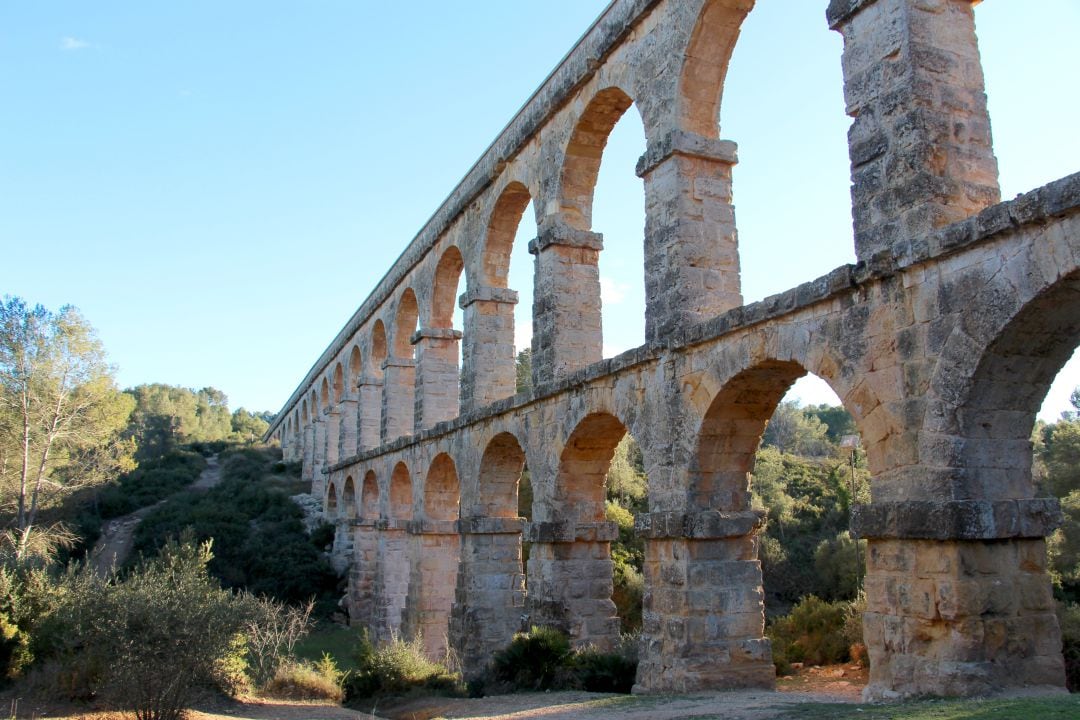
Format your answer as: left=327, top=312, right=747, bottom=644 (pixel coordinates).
left=97, top=449, right=207, bottom=519
left=49, top=538, right=253, bottom=720
left=243, top=596, right=314, bottom=688
left=484, top=627, right=638, bottom=695
left=767, top=594, right=864, bottom=674
left=264, top=655, right=344, bottom=702
left=565, top=640, right=638, bottom=693
left=1060, top=602, right=1080, bottom=691
left=344, top=632, right=460, bottom=701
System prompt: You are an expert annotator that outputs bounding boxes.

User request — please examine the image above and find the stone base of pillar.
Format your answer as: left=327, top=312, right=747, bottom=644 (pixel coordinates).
left=634, top=526, right=774, bottom=693
left=449, top=518, right=526, bottom=680
left=401, top=526, right=460, bottom=659
left=862, top=538, right=1065, bottom=699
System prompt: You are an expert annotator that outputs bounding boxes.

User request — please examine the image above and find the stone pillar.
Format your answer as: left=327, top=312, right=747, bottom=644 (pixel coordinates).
left=338, top=396, right=359, bottom=461
left=358, top=375, right=383, bottom=451
left=301, top=424, right=314, bottom=483
left=633, top=511, right=774, bottom=693
left=828, top=0, right=1000, bottom=259
left=637, top=131, right=742, bottom=340
left=525, top=521, right=621, bottom=651
left=401, top=520, right=461, bottom=658
left=412, top=328, right=463, bottom=432
left=348, top=520, right=380, bottom=629
left=852, top=500, right=1065, bottom=698
left=323, top=407, right=341, bottom=468
left=373, top=519, right=411, bottom=644
left=381, top=359, right=416, bottom=443
left=529, top=219, right=603, bottom=389
left=330, top=516, right=354, bottom=575
left=449, top=516, right=527, bottom=680
left=460, top=286, right=519, bottom=412
left=311, top=419, right=327, bottom=499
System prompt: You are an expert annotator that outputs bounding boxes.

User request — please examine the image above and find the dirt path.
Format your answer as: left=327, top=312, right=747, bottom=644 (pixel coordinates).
left=90, top=454, right=222, bottom=575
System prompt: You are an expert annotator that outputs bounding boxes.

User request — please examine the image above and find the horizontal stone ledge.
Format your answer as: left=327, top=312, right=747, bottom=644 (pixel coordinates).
left=375, top=518, right=410, bottom=532
left=410, top=327, right=463, bottom=344
left=458, top=516, right=526, bottom=535
left=458, top=285, right=519, bottom=308
left=635, top=510, right=766, bottom=539
left=381, top=358, right=416, bottom=370
left=528, top=220, right=603, bottom=254
left=851, top=498, right=1062, bottom=540
left=349, top=519, right=378, bottom=528
left=407, top=519, right=459, bottom=535
left=524, top=520, right=619, bottom=543
left=636, top=129, right=738, bottom=178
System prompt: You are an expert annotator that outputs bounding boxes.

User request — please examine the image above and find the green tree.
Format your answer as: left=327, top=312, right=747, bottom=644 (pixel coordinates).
left=515, top=348, right=532, bottom=394
left=0, top=297, right=134, bottom=564
left=231, top=407, right=270, bottom=443
left=804, top=403, right=855, bottom=443
left=1045, top=419, right=1080, bottom=498
left=761, top=400, right=832, bottom=457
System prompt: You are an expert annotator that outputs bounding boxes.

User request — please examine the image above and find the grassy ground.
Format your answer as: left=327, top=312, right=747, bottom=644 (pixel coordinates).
left=294, top=623, right=364, bottom=672
left=773, top=695, right=1080, bottom=720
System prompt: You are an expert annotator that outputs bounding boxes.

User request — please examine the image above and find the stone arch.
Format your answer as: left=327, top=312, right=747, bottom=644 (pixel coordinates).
left=678, top=0, right=756, bottom=138
left=333, top=362, right=345, bottom=404
left=319, top=379, right=330, bottom=413
left=301, top=399, right=308, bottom=424
left=424, top=453, right=460, bottom=521
left=361, top=470, right=379, bottom=521
left=343, top=475, right=357, bottom=519
left=389, top=461, right=414, bottom=521
left=431, top=246, right=464, bottom=329
left=392, top=289, right=420, bottom=360
left=693, top=359, right=809, bottom=512
left=349, top=344, right=363, bottom=386
left=474, top=432, right=527, bottom=518
left=559, top=86, right=639, bottom=231
left=554, top=412, right=630, bottom=523
left=483, top=181, right=533, bottom=289
left=326, top=480, right=339, bottom=519
left=369, top=321, right=388, bottom=377
left=944, top=268, right=1080, bottom=500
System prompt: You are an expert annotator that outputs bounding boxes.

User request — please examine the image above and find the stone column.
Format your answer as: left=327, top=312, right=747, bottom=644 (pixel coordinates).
left=412, top=328, right=463, bottom=432
left=401, top=519, right=461, bottom=659
left=357, top=375, right=383, bottom=451
left=828, top=0, right=1000, bottom=259
left=525, top=520, right=621, bottom=651
left=381, top=358, right=416, bottom=443
left=853, top=500, right=1065, bottom=698
left=449, top=516, right=527, bottom=680
left=373, top=518, right=411, bottom=644
left=338, top=396, right=359, bottom=461
left=529, top=219, right=603, bottom=389
left=323, top=407, right=341, bottom=468
left=459, top=286, right=519, bottom=412
left=348, top=520, right=380, bottom=629
left=301, top=424, right=314, bottom=483
left=637, top=131, right=742, bottom=340
left=633, top=510, right=774, bottom=693
left=311, top=418, right=327, bottom=499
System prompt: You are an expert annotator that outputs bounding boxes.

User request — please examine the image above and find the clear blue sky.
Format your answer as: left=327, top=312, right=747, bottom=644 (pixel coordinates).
left=1, top=2, right=1077, bottom=421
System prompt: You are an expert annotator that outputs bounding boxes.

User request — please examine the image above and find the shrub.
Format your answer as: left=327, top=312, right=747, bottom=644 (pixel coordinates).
left=264, top=655, right=344, bottom=702
left=767, top=595, right=864, bottom=674
left=243, top=596, right=314, bottom=688
left=490, top=626, right=571, bottom=691
left=50, top=538, right=253, bottom=720
left=565, top=641, right=638, bottom=693
left=344, top=632, right=460, bottom=701
left=1060, top=602, right=1080, bottom=691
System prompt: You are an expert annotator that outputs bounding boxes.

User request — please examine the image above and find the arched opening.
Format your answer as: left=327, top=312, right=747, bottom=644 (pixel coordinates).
left=349, top=344, right=363, bottom=387
left=361, top=470, right=379, bottom=522
left=552, top=85, right=643, bottom=360
left=409, top=453, right=462, bottom=657
left=370, top=321, right=388, bottom=376
left=343, top=475, right=357, bottom=520
left=475, top=432, right=526, bottom=519
left=389, top=462, right=413, bottom=522
left=715, top=1, right=850, bottom=304
left=385, top=292, right=419, bottom=441
left=333, top=363, right=345, bottom=404
left=468, top=182, right=536, bottom=403
left=326, top=481, right=339, bottom=520
left=419, top=248, right=465, bottom=427
left=695, top=360, right=870, bottom=677
left=528, top=412, right=648, bottom=646
left=320, top=378, right=330, bottom=413
left=424, top=453, right=460, bottom=521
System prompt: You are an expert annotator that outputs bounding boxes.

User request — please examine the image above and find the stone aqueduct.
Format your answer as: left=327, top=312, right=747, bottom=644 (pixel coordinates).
left=265, top=0, right=1080, bottom=698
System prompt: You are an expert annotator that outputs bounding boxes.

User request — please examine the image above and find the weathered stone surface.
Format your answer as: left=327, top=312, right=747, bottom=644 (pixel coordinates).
left=266, top=0, right=1075, bottom=699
